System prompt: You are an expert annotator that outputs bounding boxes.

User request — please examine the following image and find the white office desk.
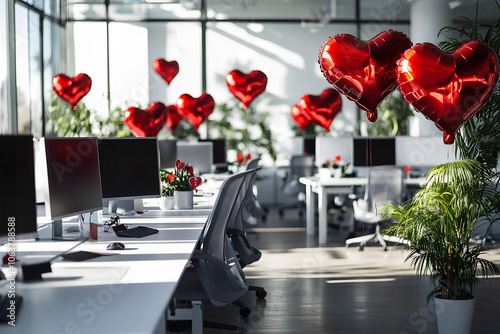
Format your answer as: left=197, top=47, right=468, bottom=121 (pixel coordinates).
left=299, top=176, right=423, bottom=245
left=0, top=205, right=212, bottom=333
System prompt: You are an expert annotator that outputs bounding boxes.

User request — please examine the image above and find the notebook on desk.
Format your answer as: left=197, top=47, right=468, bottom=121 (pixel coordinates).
left=61, top=251, right=114, bottom=262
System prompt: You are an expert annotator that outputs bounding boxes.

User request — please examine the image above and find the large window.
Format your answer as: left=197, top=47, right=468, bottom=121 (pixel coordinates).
left=70, top=21, right=107, bottom=113
left=43, top=18, right=61, bottom=132
left=0, top=0, right=8, bottom=133
left=0, top=0, right=64, bottom=135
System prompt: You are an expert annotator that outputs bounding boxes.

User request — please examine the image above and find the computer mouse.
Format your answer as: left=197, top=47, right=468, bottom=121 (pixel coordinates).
left=107, top=242, right=125, bottom=250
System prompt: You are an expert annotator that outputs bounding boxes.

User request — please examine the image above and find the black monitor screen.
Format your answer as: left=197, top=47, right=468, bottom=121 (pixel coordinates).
left=0, top=135, right=38, bottom=241
left=353, top=138, right=396, bottom=167
left=158, top=139, right=177, bottom=170
left=98, top=138, right=161, bottom=200
left=304, top=137, right=316, bottom=156
left=200, top=139, right=227, bottom=165
left=42, top=137, right=103, bottom=221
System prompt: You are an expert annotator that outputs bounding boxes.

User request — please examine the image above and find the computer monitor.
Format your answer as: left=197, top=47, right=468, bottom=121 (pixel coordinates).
left=353, top=137, right=396, bottom=167
left=395, top=136, right=457, bottom=167
left=200, top=138, right=228, bottom=166
left=40, top=137, right=103, bottom=239
left=303, top=137, right=316, bottom=156
left=177, top=141, right=213, bottom=175
left=315, top=136, right=353, bottom=168
left=97, top=138, right=161, bottom=214
left=158, top=139, right=177, bottom=170
left=0, top=135, right=38, bottom=243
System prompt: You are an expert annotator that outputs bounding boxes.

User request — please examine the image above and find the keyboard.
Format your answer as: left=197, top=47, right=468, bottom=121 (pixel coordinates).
left=115, top=226, right=159, bottom=238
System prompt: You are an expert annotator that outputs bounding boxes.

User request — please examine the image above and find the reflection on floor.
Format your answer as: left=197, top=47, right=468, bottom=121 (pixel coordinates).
left=173, top=207, right=500, bottom=334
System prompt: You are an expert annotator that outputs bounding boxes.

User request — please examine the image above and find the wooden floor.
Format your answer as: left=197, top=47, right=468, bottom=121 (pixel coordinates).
left=172, top=206, right=500, bottom=334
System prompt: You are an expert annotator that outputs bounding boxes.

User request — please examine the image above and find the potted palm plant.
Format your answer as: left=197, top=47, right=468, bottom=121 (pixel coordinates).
left=383, top=159, right=499, bottom=334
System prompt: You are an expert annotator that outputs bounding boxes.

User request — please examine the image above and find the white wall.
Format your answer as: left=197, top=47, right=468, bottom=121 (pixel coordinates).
left=70, top=20, right=421, bottom=164
left=205, top=22, right=359, bottom=162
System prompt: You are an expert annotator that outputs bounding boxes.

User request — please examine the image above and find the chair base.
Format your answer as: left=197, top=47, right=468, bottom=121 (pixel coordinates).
left=167, top=300, right=245, bottom=334
left=278, top=201, right=305, bottom=217
left=249, top=285, right=267, bottom=299
left=345, top=224, right=409, bottom=251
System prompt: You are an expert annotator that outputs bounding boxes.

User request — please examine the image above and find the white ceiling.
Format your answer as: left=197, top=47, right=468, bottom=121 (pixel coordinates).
left=67, top=0, right=499, bottom=24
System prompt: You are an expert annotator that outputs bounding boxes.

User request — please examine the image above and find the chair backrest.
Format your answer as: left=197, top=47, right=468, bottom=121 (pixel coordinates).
left=289, top=155, right=315, bottom=179
left=364, top=166, right=404, bottom=212
left=245, top=157, right=260, bottom=170
left=283, top=155, right=315, bottom=195
left=226, top=168, right=262, bottom=267
left=197, top=170, right=252, bottom=305
left=226, top=167, right=259, bottom=233
left=201, top=169, right=251, bottom=257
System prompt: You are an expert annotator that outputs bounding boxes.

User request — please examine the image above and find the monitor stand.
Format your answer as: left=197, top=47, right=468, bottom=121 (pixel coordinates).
left=51, top=219, right=81, bottom=241
left=107, top=199, right=145, bottom=216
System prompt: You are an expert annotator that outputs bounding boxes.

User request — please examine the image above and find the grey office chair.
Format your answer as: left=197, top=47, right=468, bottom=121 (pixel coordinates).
left=168, top=170, right=253, bottom=333
left=227, top=165, right=267, bottom=299
left=279, top=155, right=316, bottom=217
left=345, top=166, right=405, bottom=251
left=242, top=158, right=266, bottom=225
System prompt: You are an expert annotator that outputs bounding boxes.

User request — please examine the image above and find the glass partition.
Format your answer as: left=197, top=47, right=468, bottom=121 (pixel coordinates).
left=0, top=0, right=8, bottom=133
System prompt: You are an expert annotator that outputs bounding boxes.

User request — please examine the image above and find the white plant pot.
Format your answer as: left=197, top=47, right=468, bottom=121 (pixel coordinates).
left=319, top=168, right=342, bottom=180
left=434, top=296, right=475, bottom=334
left=158, top=196, right=175, bottom=210
left=175, top=190, right=193, bottom=210
left=319, top=168, right=331, bottom=180
left=332, top=168, right=342, bottom=178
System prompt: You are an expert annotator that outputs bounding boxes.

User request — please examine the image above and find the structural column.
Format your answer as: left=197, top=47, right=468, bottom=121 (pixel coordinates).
left=409, top=0, right=451, bottom=137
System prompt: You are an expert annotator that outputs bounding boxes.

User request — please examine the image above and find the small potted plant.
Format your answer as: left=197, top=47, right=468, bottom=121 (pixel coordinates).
left=229, top=152, right=252, bottom=173
left=319, top=155, right=350, bottom=180
left=383, top=159, right=499, bottom=334
left=172, top=159, right=202, bottom=210
left=159, top=171, right=176, bottom=210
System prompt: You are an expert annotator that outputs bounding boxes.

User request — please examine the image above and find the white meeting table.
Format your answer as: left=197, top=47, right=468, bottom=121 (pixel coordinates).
left=299, top=176, right=423, bottom=245
left=0, top=195, right=216, bottom=334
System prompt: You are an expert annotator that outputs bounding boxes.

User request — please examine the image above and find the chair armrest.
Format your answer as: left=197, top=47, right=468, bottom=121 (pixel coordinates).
left=228, top=229, right=255, bottom=250
left=191, top=250, right=233, bottom=272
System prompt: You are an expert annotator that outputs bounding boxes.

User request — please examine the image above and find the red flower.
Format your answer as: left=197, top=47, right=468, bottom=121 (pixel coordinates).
left=167, top=174, right=176, bottom=182
left=245, top=154, right=252, bottom=162
left=334, top=155, right=341, bottom=164
left=237, top=153, right=243, bottom=162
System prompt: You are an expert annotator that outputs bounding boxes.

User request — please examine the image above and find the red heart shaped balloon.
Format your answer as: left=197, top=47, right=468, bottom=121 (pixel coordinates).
left=123, top=101, right=168, bottom=137
left=319, top=30, right=412, bottom=122
left=166, top=104, right=183, bottom=133
left=176, top=93, right=215, bottom=131
left=153, top=58, right=179, bottom=85
left=297, top=88, right=342, bottom=132
left=291, top=104, right=312, bottom=132
left=397, top=41, right=499, bottom=144
left=226, top=70, right=267, bottom=108
left=52, top=73, right=92, bottom=106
